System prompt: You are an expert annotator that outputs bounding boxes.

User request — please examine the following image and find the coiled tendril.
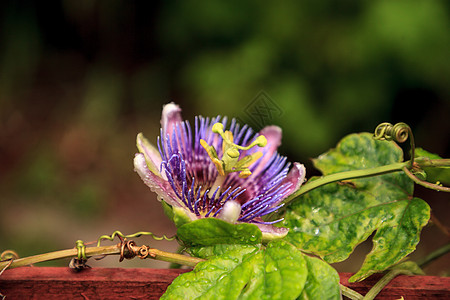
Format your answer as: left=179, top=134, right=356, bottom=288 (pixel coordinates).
left=374, top=122, right=450, bottom=193
left=374, top=122, right=415, bottom=167
left=97, top=230, right=175, bottom=247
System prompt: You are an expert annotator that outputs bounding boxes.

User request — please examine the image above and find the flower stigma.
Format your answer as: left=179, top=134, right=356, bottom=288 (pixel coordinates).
left=200, top=122, right=267, bottom=179
left=200, top=122, right=268, bottom=201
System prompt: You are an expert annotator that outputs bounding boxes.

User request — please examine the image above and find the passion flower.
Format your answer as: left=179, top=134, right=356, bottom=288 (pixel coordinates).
left=134, top=103, right=305, bottom=238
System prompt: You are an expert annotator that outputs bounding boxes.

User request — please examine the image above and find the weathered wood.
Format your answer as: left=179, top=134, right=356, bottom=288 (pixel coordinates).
left=340, top=272, right=450, bottom=299
left=0, top=267, right=190, bottom=300
left=0, top=267, right=449, bottom=299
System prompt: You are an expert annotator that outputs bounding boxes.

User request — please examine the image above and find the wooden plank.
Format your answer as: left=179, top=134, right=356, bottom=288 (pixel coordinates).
left=340, top=272, right=450, bottom=299
left=1, top=267, right=449, bottom=299
left=0, top=267, right=190, bottom=300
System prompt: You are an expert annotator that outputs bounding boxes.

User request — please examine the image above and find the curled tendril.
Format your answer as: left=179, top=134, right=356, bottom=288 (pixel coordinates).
left=0, top=250, right=19, bottom=262
left=374, top=122, right=410, bottom=143
left=75, top=240, right=87, bottom=260
left=0, top=250, right=19, bottom=280
left=373, top=122, right=449, bottom=193
left=374, top=122, right=415, bottom=167
left=97, top=230, right=176, bottom=247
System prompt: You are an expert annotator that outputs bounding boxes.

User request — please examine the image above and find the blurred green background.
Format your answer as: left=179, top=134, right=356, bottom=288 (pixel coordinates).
left=1, top=1, right=449, bottom=272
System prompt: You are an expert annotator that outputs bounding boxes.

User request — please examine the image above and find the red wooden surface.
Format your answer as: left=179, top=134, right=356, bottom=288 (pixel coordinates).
left=0, top=267, right=190, bottom=299
left=340, top=272, right=450, bottom=299
left=0, top=267, right=449, bottom=299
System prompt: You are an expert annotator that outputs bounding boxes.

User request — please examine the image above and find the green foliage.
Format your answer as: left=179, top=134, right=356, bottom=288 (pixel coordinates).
left=299, top=255, right=341, bottom=300
left=170, top=214, right=340, bottom=299
left=163, top=241, right=340, bottom=300
left=158, top=0, right=450, bottom=158
left=283, top=133, right=430, bottom=281
left=177, top=218, right=262, bottom=247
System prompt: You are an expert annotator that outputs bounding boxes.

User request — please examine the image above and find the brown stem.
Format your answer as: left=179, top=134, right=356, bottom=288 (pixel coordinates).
left=430, top=213, right=450, bottom=238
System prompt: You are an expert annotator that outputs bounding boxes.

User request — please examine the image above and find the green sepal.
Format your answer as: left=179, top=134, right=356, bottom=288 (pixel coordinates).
left=261, top=230, right=289, bottom=243
left=172, top=206, right=195, bottom=228
left=165, top=202, right=286, bottom=251
left=161, top=200, right=174, bottom=221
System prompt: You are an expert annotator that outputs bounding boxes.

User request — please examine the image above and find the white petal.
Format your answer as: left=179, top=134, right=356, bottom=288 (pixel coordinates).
left=133, top=153, right=182, bottom=207
left=136, top=133, right=164, bottom=178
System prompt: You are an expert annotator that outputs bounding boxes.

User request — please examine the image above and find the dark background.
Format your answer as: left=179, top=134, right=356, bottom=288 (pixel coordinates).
left=0, top=1, right=449, bottom=272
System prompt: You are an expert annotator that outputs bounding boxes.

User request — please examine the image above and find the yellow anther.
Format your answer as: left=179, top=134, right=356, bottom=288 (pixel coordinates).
left=200, top=139, right=217, bottom=160
left=213, top=158, right=225, bottom=176
left=239, top=169, right=252, bottom=178
left=201, top=139, right=225, bottom=176
left=237, top=152, right=263, bottom=169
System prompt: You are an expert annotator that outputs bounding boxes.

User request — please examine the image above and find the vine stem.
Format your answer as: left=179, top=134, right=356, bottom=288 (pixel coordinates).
left=0, top=244, right=204, bottom=270
left=362, top=269, right=414, bottom=300
left=403, top=166, right=450, bottom=192
left=417, top=242, right=450, bottom=268
left=430, top=213, right=450, bottom=237
left=340, top=284, right=363, bottom=300
left=283, top=158, right=450, bottom=206
left=283, top=161, right=408, bottom=205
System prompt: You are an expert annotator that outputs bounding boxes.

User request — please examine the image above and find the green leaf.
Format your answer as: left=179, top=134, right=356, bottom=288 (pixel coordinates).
left=161, top=246, right=259, bottom=300
left=240, top=241, right=307, bottom=300
left=177, top=218, right=262, bottom=248
left=188, top=244, right=259, bottom=259
left=416, top=147, right=443, bottom=160
left=350, top=197, right=429, bottom=281
left=416, top=147, right=450, bottom=185
left=298, top=255, right=341, bottom=300
left=162, top=241, right=309, bottom=300
left=283, top=133, right=430, bottom=282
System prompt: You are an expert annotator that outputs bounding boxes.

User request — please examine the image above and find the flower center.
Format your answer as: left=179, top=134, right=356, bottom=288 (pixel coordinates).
left=200, top=122, right=267, bottom=179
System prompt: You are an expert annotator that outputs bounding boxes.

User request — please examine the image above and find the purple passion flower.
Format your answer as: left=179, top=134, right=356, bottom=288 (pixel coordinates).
left=134, top=103, right=305, bottom=239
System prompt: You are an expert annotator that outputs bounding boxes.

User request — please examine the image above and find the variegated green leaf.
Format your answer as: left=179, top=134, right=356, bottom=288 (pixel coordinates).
left=283, top=133, right=430, bottom=282
left=298, top=255, right=341, bottom=300
left=162, top=241, right=309, bottom=300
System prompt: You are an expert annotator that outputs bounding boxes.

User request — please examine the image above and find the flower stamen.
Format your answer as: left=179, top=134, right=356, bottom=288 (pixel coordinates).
left=200, top=122, right=267, bottom=179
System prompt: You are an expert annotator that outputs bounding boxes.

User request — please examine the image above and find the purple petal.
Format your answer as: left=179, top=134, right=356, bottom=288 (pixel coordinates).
left=260, top=125, right=282, bottom=153
left=250, top=126, right=282, bottom=177
left=161, top=103, right=183, bottom=138
left=133, top=153, right=183, bottom=208
left=136, top=133, right=163, bottom=178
